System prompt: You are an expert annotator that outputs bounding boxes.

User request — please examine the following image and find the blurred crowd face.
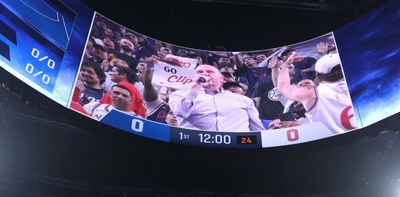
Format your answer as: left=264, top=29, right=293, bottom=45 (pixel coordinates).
left=297, top=79, right=315, bottom=87
left=268, top=119, right=302, bottom=130
left=177, top=49, right=188, bottom=56
left=127, top=33, right=138, bottom=45
left=86, top=40, right=93, bottom=50
left=268, top=119, right=282, bottom=129
left=220, top=66, right=234, bottom=75
left=154, top=41, right=164, bottom=51
left=160, top=47, right=172, bottom=57
left=279, top=63, right=296, bottom=75
left=91, top=47, right=107, bottom=61
left=104, top=28, right=114, bottom=37
left=110, top=86, right=132, bottom=111
left=136, top=62, right=146, bottom=74
left=166, top=112, right=178, bottom=127
left=110, top=59, right=129, bottom=68
left=120, top=28, right=126, bottom=35
left=110, top=67, right=123, bottom=83
left=195, top=65, right=224, bottom=91
left=243, top=57, right=258, bottom=67
left=119, top=38, right=134, bottom=52
left=228, top=86, right=245, bottom=95
left=256, top=54, right=267, bottom=62
left=221, top=70, right=235, bottom=83
left=101, top=23, right=108, bottom=30
left=218, top=57, right=231, bottom=65
left=166, top=88, right=176, bottom=97
left=81, top=66, right=100, bottom=86
left=95, top=21, right=103, bottom=27
left=159, top=87, right=176, bottom=102
left=218, top=57, right=234, bottom=74
left=103, top=38, right=115, bottom=50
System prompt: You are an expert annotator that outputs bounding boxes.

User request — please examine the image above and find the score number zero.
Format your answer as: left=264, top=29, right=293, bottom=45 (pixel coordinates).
left=287, top=129, right=299, bottom=141
left=25, top=48, right=56, bottom=85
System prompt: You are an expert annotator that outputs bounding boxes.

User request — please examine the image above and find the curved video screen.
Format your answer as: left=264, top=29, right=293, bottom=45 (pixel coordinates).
left=0, top=0, right=399, bottom=149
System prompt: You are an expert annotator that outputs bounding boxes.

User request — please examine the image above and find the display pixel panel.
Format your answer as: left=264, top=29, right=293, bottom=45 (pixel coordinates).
left=334, top=0, right=400, bottom=127
left=68, top=13, right=358, bottom=148
left=3, top=0, right=77, bottom=50
left=0, top=0, right=398, bottom=148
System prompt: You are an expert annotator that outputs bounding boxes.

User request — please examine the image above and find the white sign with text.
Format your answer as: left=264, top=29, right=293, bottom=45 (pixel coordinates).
left=152, top=61, right=195, bottom=90
left=165, top=54, right=198, bottom=69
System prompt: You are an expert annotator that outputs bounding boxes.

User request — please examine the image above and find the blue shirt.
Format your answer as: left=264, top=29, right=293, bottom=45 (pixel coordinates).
left=79, top=84, right=104, bottom=106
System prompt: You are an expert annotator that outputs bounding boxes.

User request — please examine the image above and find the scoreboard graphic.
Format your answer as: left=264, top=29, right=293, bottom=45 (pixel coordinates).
left=0, top=3, right=64, bottom=93
left=0, top=0, right=92, bottom=105
left=2, top=0, right=77, bottom=50
left=0, top=0, right=399, bottom=149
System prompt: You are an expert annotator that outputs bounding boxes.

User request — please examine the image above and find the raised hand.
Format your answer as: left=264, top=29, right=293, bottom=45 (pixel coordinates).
left=101, top=59, right=110, bottom=71
left=282, top=51, right=297, bottom=68
left=144, top=55, right=159, bottom=68
left=268, top=56, right=280, bottom=69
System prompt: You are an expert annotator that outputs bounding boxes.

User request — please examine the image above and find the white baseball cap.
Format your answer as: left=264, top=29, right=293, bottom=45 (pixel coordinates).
left=92, top=36, right=105, bottom=47
left=315, top=53, right=341, bottom=74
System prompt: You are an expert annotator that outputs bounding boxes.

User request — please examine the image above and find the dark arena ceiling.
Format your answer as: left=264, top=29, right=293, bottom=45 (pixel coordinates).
left=82, top=0, right=387, bottom=50
left=1, top=0, right=400, bottom=197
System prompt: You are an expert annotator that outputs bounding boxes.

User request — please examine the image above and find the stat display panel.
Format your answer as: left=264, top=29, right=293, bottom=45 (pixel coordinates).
left=0, top=0, right=399, bottom=149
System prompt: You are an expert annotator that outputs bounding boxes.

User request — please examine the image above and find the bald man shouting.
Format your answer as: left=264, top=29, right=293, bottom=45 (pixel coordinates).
left=169, top=64, right=264, bottom=132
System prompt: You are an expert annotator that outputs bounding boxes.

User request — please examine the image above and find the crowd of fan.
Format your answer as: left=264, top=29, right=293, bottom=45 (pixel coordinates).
left=70, top=14, right=337, bottom=131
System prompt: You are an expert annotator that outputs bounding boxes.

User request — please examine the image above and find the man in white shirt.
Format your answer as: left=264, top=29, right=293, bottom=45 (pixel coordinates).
left=277, top=53, right=357, bottom=134
left=169, top=64, right=264, bottom=132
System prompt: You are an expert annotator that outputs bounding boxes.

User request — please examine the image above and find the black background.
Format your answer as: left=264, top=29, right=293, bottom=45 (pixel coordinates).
left=81, top=0, right=386, bottom=51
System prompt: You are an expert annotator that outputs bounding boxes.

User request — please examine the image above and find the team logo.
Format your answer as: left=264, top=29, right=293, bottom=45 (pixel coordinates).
left=340, top=106, right=357, bottom=130
left=268, top=88, right=280, bottom=101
